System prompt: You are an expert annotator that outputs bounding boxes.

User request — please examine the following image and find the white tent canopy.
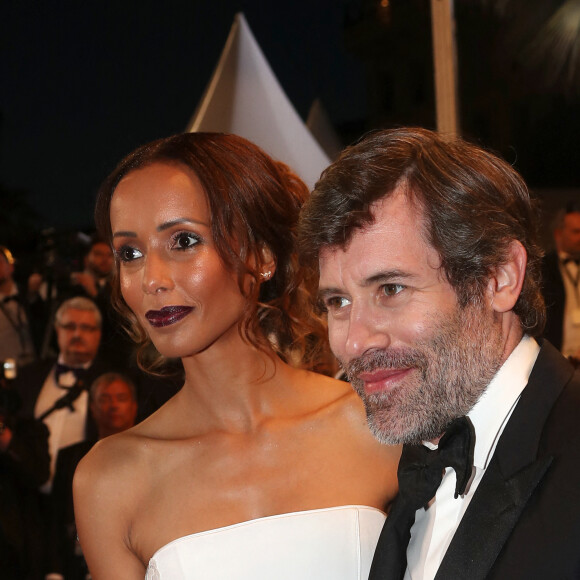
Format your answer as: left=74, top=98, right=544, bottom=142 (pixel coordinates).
left=306, top=98, right=344, bottom=161
left=187, top=13, right=331, bottom=190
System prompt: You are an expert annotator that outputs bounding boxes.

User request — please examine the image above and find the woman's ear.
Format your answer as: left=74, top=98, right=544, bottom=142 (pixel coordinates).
left=258, top=245, right=276, bottom=281
left=486, top=240, right=527, bottom=313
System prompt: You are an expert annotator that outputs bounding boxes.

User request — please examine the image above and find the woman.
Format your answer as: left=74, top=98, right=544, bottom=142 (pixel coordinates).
left=74, top=133, right=400, bottom=579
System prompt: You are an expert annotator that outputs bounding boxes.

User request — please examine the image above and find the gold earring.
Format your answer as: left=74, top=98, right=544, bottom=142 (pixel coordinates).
left=260, top=271, right=272, bottom=280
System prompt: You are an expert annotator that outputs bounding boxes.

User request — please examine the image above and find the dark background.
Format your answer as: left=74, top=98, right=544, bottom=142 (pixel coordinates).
left=2, top=0, right=579, bottom=267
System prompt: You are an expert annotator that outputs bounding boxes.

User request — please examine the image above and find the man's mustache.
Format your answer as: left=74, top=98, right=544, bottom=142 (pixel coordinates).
left=344, top=348, right=428, bottom=381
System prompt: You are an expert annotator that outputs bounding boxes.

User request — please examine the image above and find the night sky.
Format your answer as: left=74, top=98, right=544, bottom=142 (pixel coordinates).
left=2, top=0, right=579, bottom=254
left=1, top=0, right=362, bottom=233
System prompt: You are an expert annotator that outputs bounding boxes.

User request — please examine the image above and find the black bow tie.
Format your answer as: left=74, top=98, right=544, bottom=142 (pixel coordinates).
left=397, top=416, right=475, bottom=511
left=563, top=257, right=580, bottom=266
left=54, top=363, right=87, bottom=387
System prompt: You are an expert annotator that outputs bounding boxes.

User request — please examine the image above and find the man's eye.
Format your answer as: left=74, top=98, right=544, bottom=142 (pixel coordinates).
left=381, top=284, right=405, bottom=297
left=173, top=232, right=200, bottom=250
left=324, top=296, right=351, bottom=311
left=116, top=246, right=142, bottom=263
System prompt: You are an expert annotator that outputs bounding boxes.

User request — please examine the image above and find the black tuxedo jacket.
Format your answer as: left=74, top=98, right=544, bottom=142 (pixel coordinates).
left=46, top=439, right=95, bottom=579
left=14, top=358, right=114, bottom=441
left=370, top=341, right=580, bottom=579
left=541, top=251, right=566, bottom=351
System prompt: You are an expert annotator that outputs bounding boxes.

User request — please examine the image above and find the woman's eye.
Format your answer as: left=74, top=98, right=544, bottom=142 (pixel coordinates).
left=381, top=284, right=405, bottom=297
left=173, top=232, right=200, bottom=250
left=116, top=246, right=142, bottom=263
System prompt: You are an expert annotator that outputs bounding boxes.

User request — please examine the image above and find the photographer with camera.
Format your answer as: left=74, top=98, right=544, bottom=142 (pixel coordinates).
left=29, top=233, right=132, bottom=368
left=0, top=245, right=36, bottom=367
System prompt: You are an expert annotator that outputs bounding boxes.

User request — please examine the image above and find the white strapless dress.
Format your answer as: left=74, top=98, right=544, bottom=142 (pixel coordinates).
left=145, top=505, right=385, bottom=579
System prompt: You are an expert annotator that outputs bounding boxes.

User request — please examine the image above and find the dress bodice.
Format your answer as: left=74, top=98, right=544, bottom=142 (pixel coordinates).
left=145, top=505, right=386, bottom=579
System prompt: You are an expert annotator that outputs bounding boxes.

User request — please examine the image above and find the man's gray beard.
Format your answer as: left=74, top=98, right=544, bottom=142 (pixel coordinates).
left=343, top=304, right=505, bottom=445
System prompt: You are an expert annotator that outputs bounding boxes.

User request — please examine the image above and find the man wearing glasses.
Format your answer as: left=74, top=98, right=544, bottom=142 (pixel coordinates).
left=16, top=296, right=112, bottom=492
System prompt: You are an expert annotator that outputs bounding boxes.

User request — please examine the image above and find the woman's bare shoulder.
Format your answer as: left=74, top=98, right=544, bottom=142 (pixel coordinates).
left=298, top=369, right=355, bottom=403
left=292, top=370, right=401, bottom=508
left=297, top=370, right=369, bottom=418
left=72, top=422, right=164, bottom=578
left=74, top=417, right=162, bottom=501
left=293, top=370, right=399, bottom=456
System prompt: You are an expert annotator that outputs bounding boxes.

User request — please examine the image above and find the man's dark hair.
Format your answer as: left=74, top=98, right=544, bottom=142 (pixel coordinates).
left=298, top=127, right=546, bottom=336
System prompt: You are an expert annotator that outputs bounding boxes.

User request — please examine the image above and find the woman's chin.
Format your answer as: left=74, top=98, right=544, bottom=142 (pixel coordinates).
left=150, top=339, right=203, bottom=361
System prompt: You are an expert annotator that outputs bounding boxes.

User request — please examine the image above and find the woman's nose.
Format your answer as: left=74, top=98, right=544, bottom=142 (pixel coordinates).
left=141, top=252, right=173, bottom=295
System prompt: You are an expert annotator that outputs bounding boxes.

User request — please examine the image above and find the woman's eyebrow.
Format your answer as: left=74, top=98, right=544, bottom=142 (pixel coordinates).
left=157, top=217, right=208, bottom=232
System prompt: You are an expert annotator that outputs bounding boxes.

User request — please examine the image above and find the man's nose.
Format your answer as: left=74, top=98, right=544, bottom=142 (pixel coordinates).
left=343, top=306, right=391, bottom=359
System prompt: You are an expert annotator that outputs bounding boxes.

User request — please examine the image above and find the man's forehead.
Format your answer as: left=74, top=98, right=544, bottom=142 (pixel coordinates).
left=100, top=380, right=130, bottom=395
left=62, top=308, right=96, bottom=320
left=321, top=193, right=426, bottom=254
left=563, top=212, right=580, bottom=227
left=318, top=194, right=444, bottom=292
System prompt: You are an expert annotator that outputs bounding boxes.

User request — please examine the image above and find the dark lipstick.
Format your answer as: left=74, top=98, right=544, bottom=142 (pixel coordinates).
left=145, top=306, right=193, bottom=328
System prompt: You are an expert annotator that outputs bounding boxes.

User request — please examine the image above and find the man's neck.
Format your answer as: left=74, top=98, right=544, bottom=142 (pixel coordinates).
left=60, top=356, right=94, bottom=368
left=558, top=247, right=580, bottom=260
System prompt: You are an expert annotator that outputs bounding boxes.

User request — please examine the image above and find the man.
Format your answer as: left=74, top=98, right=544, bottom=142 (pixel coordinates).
left=68, top=237, right=130, bottom=364
left=72, top=236, right=135, bottom=367
left=299, top=128, right=580, bottom=579
left=69, top=236, right=114, bottom=301
left=16, top=296, right=110, bottom=491
left=0, top=245, right=36, bottom=367
left=28, top=235, right=129, bottom=365
left=87, top=371, right=138, bottom=437
left=542, top=201, right=580, bottom=360
left=47, top=372, right=138, bottom=580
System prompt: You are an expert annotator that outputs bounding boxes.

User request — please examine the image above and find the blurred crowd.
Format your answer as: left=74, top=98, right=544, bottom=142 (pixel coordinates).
left=1, top=234, right=182, bottom=580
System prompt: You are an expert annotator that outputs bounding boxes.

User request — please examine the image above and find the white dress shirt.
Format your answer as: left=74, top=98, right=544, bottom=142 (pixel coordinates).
left=34, top=359, right=90, bottom=493
left=404, top=335, right=540, bottom=580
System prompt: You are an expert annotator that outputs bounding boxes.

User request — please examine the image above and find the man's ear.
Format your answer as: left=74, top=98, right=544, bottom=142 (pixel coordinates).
left=486, top=240, right=527, bottom=313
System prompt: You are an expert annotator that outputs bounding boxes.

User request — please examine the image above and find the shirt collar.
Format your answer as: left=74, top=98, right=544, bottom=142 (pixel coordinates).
left=56, top=356, right=93, bottom=370
left=0, top=280, right=18, bottom=299
left=468, top=335, right=540, bottom=470
left=559, top=251, right=580, bottom=263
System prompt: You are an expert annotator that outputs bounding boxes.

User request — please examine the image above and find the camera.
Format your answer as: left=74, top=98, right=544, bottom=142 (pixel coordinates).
left=0, top=359, right=21, bottom=417
left=1, top=358, right=17, bottom=381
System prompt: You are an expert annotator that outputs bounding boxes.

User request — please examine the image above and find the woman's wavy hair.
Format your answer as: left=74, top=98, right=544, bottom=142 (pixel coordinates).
left=95, top=132, right=333, bottom=374
left=299, top=127, right=546, bottom=336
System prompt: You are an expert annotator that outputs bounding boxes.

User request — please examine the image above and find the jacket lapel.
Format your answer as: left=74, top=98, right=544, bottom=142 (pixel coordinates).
left=436, top=341, right=573, bottom=579
left=435, top=453, right=552, bottom=579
